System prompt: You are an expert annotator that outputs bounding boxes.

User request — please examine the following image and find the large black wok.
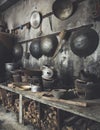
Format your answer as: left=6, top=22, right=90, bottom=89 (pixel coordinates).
left=41, top=35, right=58, bottom=57
left=30, top=39, right=42, bottom=59
left=13, top=44, right=23, bottom=61
left=70, top=28, right=99, bottom=57
left=52, top=0, right=73, bottom=20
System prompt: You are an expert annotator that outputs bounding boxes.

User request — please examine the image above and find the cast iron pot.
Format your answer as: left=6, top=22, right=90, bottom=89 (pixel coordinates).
left=5, top=62, right=19, bottom=72
left=13, top=44, right=23, bottom=61
left=30, top=39, right=42, bottom=59
left=41, top=35, right=58, bottom=57
left=52, top=0, right=73, bottom=20
left=70, top=28, right=99, bottom=57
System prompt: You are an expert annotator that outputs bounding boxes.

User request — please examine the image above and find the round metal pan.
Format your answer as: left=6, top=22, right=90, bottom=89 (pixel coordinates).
left=70, top=28, right=99, bottom=57
left=29, top=39, right=42, bottom=59
left=13, top=44, right=23, bottom=61
left=30, top=11, right=42, bottom=29
left=52, top=0, right=73, bottom=20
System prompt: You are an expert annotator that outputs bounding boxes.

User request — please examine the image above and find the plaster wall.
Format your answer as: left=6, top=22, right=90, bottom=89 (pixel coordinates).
left=2, top=0, right=100, bottom=88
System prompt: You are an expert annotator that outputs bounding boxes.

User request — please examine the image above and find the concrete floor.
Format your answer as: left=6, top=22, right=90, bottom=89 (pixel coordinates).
left=0, top=106, right=36, bottom=130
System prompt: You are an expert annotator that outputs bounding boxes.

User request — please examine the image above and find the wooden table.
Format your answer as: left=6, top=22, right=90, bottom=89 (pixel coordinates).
left=0, top=84, right=100, bottom=124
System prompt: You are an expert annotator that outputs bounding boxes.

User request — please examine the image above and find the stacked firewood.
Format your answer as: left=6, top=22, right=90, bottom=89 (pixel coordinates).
left=14, top=98, right=30, bottom=113
left=24, top=101, right=40, bottom=128
left=14, top=99, right=19, bottom=113
left=62, top=115, right=100, bottom=130
left=40, top=105, right=58, bottom=130
left=14, top=98, right=40, bottom=128
left=4, top=92, right=18, bottom=111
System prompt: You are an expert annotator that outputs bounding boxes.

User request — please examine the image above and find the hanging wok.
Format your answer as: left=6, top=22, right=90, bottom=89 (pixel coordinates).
left=13, top=44, right=23, bottom=61
left=52, top=0, right=73, bottom=20
left=70, top=28, right=99, bottom=57
left=41, top=35, right=58, bottom=57
left=29, top=39, right=42, bottom=59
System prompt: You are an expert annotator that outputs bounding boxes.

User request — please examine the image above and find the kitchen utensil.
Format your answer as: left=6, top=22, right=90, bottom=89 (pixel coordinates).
left=42, top=65, right=54, bottom=80
left=48, top=15, right=53, bottom=31
left=30, top=11, right=42, bottom=29
left=5, top=62, right=20, bottom=72
left=25, top=43, right=30, bottom=59
left=52, top=30, right=67, bottom=59
left=41, top=35, right=58, bottom=57
left=31, top=84, right=41, bottom=92
left=29, top=39, right=42, bottom=59
left=42, top=78, right=56, bottom=90
left=75, top=79, right=100, bottom=99
left=13, top=43, right=23, bottom=61
left=52, top=0, right=73, bottom=20
left=70, top=28, right=99, bottom=57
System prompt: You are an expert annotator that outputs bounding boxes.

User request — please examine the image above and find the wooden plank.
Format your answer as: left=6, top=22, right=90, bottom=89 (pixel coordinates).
left=18, top=24, right=93, bottom=44
left=19, top=94, right=23, bottom=124
left=42, top=96, right=88, bottom=107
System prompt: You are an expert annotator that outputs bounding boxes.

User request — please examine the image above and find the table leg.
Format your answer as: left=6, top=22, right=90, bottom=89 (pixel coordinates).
left=19, top=94, right=23, bottom=124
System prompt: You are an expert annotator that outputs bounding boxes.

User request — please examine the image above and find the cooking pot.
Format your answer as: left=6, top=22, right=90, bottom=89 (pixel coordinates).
left=52, top=0, right=73, bottom=20
left=30, top=39, right=42, bottom=59
left=13, top=44, right=23, bottom=61
left=41, top=35, right=58, bottom=57
left=5, top=62, right=19, bottom=72
left=75, top=79, right=100, bottom=99
left=42, top=65, right=54, bottom=80
left=70, top=28, right=99, bottom=57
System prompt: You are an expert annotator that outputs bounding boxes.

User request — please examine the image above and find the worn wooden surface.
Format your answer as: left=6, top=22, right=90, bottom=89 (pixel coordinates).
left=19, top=94, right=23, bottom=124
left=0, top=84, right=100, bottom=123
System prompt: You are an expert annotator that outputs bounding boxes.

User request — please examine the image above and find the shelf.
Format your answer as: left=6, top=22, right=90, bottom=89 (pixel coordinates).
left=18, top=24, right=93, bottom=44
left=0, top=84, right=100, bottom=123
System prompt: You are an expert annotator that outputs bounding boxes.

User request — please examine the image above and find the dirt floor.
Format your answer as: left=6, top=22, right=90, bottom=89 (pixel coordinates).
left=0, top=106, right=36, bottom=130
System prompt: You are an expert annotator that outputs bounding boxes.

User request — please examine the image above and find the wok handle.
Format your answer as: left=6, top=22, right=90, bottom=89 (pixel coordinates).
left=52, top=30, right=67, bottom=59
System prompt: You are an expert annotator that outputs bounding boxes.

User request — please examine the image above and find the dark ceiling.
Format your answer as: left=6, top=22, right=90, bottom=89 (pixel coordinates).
left=0, top=0, right=19, bottom=12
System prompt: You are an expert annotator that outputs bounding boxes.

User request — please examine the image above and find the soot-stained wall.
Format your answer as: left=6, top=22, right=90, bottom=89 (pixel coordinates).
left=2, top=0, right=100, bottom=89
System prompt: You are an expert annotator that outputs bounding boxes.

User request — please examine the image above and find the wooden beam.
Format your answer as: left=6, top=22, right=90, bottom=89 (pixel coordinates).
left=19, top=94, right=23, bottom=124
